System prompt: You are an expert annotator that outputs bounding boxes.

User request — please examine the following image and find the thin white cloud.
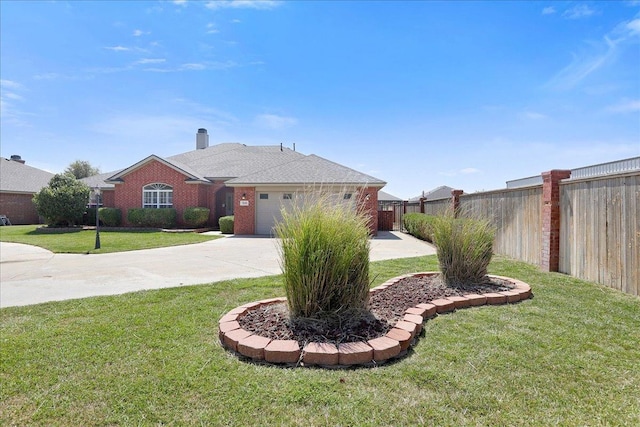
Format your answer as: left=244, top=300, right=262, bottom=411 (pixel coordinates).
left=231, top=19, right=241, bottom=23
left=132, top=29, right=150, bottom=37
left=104, top=45, right=131, bottom=52
left=173, top=0, right=188, bottom=5
left=181, top=63, right=206, bottom=70
left=254, top=113, right=297, bottom=130
left=205, top=0, right=281, bottom=10
left=135, top=58, right=166, bottom=65
left=438, top=168, right=481, bottom=177
left=206, top=23, right=219, bottom=34
left=542, top=6, right=556, bottom=15
left=546, top=16, right=640, bottom=89
left=521, top=111, right=548, bottom=120
left=563, top=4, right=597, bottom=19
left=0, top=79, right=23, bottom=90
left=606, top=99, right=640, bottom=113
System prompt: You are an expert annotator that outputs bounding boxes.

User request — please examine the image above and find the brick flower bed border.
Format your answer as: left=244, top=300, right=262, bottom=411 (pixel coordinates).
left=218, top=272, right=532, bottom=368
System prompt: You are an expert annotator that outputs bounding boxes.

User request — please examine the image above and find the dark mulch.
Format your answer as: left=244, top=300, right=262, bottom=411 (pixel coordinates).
left=238, top=275, right=513, bottom=347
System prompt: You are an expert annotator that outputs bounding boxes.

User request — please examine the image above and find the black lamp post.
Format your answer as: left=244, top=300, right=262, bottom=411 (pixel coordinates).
left=94, top=187, right=101, bottom=250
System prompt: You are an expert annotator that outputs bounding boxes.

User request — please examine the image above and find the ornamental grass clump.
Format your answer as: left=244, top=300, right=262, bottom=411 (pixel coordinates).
left=275, top=194, right=371, bottom=319
left=432, top=211, right=496, bottom=286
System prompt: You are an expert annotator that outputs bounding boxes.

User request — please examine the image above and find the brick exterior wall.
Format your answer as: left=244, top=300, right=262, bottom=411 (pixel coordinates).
left=233, top=187, right=255, bottom=235
left=541, top=169, right=571, bottom=272
left=112, top=160, right=211, bottom=227
left=357, top=186, right=379, bottom=236
left=101, top=189, right=115, bottom=207
left=0, top=192, right=42, bottom=224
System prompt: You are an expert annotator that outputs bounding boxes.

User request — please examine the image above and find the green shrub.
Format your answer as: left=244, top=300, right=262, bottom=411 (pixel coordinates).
left=219, top=216, right=234, bottom=234
left=432, top=212, right=495, bottom=286
left=183, top=207, right=210, bottom=228
left=99, top=208, right=121, bottom=227
left=85, top=208, right=98, bottom=226
left=127, top=208, right=177, bottom=228
left=403, top=213, right=438, bottom=242
left=32, top=173, right=91, bottom=226
left=275, top=194, right=370, bottom=319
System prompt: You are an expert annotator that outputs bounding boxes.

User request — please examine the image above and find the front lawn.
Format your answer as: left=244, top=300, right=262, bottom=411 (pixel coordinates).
left=0, top=225, right=221, bottom=254
left=1, top=256, right=639, bottom=426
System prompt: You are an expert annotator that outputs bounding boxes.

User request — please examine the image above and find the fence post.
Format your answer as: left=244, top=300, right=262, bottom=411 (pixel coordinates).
left=451, top=190, right=464, bottom=217
left=540, top=169, right=571, bottom=272
left=419, top=197, right=426, bottom=213
left=403, top=200, right=407, bottom=214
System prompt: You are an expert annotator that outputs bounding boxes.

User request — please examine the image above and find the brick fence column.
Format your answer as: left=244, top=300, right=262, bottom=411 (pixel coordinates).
left=540, top=170, right=571, bottom=272
left=451, top=190, right=464, bottom=217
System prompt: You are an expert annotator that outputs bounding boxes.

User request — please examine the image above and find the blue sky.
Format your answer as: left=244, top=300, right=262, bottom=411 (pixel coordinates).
left=1, top=0, right=639, bottom=198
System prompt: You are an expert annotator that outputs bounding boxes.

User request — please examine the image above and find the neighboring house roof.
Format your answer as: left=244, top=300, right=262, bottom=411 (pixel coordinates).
left=408, top=185, right=454, bottom=202
left=0, top=157, right=54, bottom=193
left=378, top=190, right=402, bottom=202
left=225, top=154, right=386, bottom=187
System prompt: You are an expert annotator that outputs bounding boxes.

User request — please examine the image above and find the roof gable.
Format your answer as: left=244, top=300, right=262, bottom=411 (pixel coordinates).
left=105, top=155, right=208, bottom=183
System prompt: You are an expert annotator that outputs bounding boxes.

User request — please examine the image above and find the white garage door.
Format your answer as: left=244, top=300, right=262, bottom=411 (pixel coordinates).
left=255, top=190, right=358, bottom=235
left=255, top=191, right=297, bottom=235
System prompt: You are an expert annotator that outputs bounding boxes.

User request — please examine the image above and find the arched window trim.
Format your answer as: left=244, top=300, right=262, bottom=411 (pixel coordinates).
left=142, top=183, right=173, bottom=208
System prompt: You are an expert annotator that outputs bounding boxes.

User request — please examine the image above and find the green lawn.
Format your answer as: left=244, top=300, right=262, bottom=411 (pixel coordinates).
left=1, top=256, right=639, bottom=426
left=0, top=225, right=221, bottom=254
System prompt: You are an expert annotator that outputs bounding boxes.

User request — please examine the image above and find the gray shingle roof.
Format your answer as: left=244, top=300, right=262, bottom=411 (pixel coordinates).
left=168, top=144, right=305, bottom=180
left=225, top=154, right=386, bottom=187
left=378, top=190, right=402, bottom=202
left=0, top=158, right=54, bottom=193
left=105, top=155, right=209, bottom=183
left=408, top=185, right=455, bottom=202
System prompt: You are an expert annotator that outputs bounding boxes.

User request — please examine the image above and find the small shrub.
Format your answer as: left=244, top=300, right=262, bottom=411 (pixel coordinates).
left=99, top=208, right=121, bottom=227
left=85, top=208, right=98, bottom=226
left=33, top=173, right=90, bottom=226
left=127, top=208, right=177, bottom=228
left=183, top=207, right=210, bottom=228
left=219, top=216, right=234, bottom=234
left=403, top=213, right=438, bottom=242
left=432, top=211, right=495, bottom=286
left=275, top=194, right=370, bottom=319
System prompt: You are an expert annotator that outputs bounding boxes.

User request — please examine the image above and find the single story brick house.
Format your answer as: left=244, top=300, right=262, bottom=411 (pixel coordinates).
left=89, top=129, right=386, bottom=235
left=0, top=155, right=54, bottom=224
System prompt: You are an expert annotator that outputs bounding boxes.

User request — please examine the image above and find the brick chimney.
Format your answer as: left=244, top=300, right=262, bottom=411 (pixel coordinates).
left=196, top=128, right=209, bottom=150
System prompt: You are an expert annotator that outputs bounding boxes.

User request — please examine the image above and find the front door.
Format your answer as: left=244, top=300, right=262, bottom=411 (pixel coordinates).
left=225, top=192, right=234, bottom=216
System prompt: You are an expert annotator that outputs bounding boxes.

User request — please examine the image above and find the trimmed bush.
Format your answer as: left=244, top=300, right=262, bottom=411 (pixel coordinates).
left=33, top=173, right=91, bottom=226
left=275, top=194, right=370, bottom=319
left=183, top=207, right=210, bottom=228
left=219, top=216, right=234, bottom=234
left=127, top=208, right=177, bottom=228
left=99, top=208, right=121, bottom=227
left=432, top=212, right=495, bottom=286
left=85, top=208, right=98, bottom=226
left=403, top=213, right=438, bottom=242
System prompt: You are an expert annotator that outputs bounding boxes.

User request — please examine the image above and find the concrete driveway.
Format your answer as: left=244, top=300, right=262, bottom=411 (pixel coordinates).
left=0, top=231, right=436, bottom=308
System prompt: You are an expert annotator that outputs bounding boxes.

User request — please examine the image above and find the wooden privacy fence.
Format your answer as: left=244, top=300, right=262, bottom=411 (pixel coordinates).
left=412, top=167, right=638, bottom=296
left=559, top=173, right=639, bottom=296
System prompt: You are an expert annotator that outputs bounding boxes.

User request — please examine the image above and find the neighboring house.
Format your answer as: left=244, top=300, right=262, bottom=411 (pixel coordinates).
left=408, top=185, right=455, bottom=202
left=0, top=155, right=54, bottom=224
left=92, top=129, right=386, bottom=235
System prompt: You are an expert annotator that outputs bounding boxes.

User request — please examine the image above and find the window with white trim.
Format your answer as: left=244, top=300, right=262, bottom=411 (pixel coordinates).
left=143, top=183, right=173, bottom=208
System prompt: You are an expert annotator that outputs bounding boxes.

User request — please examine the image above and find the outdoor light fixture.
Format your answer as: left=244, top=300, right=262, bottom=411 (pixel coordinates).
left=241, top=193, right=246, bottom=200
left=365, top=194, right=371, bottom=201
left=94, top=187, right=101, bottom=250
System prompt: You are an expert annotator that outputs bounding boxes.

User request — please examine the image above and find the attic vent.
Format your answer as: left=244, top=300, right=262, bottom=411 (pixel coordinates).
left=196, top=128, right=209, bottom=150
left=10, top=155, right=25, bottom=164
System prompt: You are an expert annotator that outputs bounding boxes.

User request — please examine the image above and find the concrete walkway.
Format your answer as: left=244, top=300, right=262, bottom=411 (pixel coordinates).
left=0, top=231, right=436, bottom=308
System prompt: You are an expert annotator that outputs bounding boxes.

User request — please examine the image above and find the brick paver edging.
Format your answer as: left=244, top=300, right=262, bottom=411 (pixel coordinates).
left=218, top=272, right=532, bottom=368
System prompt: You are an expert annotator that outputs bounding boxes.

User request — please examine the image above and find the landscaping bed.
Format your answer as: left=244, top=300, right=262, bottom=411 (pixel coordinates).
left=220, top=272, right=531, bottom=367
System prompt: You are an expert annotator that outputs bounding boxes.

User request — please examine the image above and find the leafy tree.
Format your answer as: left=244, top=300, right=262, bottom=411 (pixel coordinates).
left=64, top=160, right=100, bottom=179
left=33, top=174, right=91, bottom=226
